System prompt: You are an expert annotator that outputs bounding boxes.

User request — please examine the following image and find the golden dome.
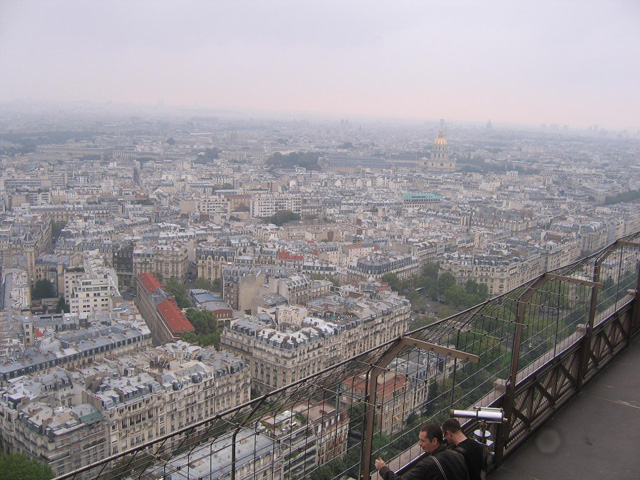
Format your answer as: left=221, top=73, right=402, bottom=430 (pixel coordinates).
left=434, top=129, right=447, bottom=146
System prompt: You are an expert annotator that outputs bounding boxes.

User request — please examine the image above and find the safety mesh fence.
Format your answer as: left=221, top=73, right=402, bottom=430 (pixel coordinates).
left=56, top=232, right=640, bottom=480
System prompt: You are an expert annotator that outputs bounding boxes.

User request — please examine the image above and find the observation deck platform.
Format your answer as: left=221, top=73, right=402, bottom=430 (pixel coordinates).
left=490, top=334, right=640, bottom=480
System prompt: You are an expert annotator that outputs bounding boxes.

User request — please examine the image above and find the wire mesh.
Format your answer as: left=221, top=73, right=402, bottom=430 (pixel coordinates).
left=53, top=235, right=640, bottom=480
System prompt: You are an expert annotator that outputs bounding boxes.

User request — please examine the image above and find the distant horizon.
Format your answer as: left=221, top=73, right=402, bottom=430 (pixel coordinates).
left=1, top=1, right=638, bottom=132
left=2, top=98, right=637, bottom=135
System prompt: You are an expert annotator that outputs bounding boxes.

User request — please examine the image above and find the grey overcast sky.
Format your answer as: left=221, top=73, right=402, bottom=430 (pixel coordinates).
left=1, top=0, right=639, bottom=129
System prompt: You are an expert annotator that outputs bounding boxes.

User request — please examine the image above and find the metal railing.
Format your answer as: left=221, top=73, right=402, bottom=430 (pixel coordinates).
left=55, top=231, right=640, bottom=480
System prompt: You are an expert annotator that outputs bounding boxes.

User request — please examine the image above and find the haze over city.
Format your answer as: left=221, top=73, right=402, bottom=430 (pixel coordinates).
left=1, top=0, right=639, bottom=129
left=1, top=1, right=640, bottom=479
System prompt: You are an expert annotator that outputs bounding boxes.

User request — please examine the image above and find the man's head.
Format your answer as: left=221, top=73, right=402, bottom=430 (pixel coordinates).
left=418, top=423, right=444, bottom=453
left=441, top=418, right=465, bottom=445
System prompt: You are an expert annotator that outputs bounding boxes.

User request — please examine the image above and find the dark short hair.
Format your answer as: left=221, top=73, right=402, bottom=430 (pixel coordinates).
left=442, top=418, right=462, bottom=434
left=420, top=423, right=443, bottom=443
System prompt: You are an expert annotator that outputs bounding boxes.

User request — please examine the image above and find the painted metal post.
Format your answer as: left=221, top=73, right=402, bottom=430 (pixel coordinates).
left=495, top=275, right=548, bottom=466
left=493, top=306, right=524, bottom=466
left=577, top=260, right=601, bottom=392
left=631, top=262, right=640, bottom=336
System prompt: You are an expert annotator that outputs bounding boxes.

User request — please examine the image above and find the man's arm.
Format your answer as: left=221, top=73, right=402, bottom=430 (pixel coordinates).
left=375, top=456, right=432, bottom=480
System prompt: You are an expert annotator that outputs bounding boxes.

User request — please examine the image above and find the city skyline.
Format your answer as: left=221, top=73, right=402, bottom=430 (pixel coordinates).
left=1, top=0, right=639, bottom=130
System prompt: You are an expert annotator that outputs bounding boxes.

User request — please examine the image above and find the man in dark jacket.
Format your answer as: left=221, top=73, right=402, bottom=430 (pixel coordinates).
left=375, top=423, right=469, bottom=480
left=442, top=418, right=484, bottom=480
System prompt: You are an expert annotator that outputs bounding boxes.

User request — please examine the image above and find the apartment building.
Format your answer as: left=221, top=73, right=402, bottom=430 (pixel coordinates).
left=347, top=253, right=419, bottom=281
left=0, top=213, right=52, bottom=285
left=196, top=245, right=235, bottom=282
left=260, top=401, right=348, bottom=479
left=265, top=274, right=333, bottom=305
left=83, top=349, right=250, bottom=455
left=65, top=251, right=120, bottom=314
left=341, top=372, right=411, bottom=436
left=221, top=266, right=266, bottom=311
left=31, top=204, right=113, bottom=223
left=133, top=242, right=189, bottom=281
left=302, top=401, right=349, bottom=466
left=1, top=309, right=151, bottom=385
left=146, top=427, right=282, bottom=480
left=250, top=193, right=302, bottom=218
left=34, top=253, right=81, bottom=297
left=221, top=291, right=411, bottom=395
left=0, top=345, right=250, bottom=478
left=439, top=250, right=542, bottom=297
left=0, top=374, right=107, bottom=479
left=196, top=195, right=230, bottom=217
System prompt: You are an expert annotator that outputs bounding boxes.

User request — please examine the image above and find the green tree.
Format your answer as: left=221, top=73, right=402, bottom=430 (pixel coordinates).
left=166, top=137, right=176, bottom=145
left=266, top=151, right=322, bottom=171
left=51, top=221, right=67, bottom=242
left=406, top=290, right=428, bottom=312
left=437, top=272, right=456, bottom=296
left=0, top=452, right=54, bottom=480
left=381, top=273, right=402, bottom=292
left=183, top=308, right=220, bottom=348
left=185, top=309, right=218, bottom=335
left=422, top=262, right=439, bottom=278
left=604, top=189, right=640, bottom=205
left=31, top=279, right=55, bottom=300
left=436, top=304, right=457, bottom=319
left=193, top=277, right=217, bottom=291
left=477, top=282, right=489, bottom=300
left=409, top=315, right=437, bottom=330
left=418, top=262, right=440, bottom=299
left=165, top=279, right=189, bottom=308
left=443, top=284, right=467, bottom=308
left=194, top=148, right=221, bottom=164
left=263, top=210, right=301, bottom=226
left=55, top=295, right=70, bottom=313
left=465, top=279, right=479, bottom=295
left=348, top=401, right=365, bottom=435
left=424, top=379, right=439, bottom=415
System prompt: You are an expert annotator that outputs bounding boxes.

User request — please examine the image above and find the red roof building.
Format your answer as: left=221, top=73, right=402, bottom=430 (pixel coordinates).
left=138, top=272, right=163, bottom=294
left=278, top=251, right=304, bottom=261
left=157, top=299, right=194, bottom=334
left=136, top=273, right=193, bottom=345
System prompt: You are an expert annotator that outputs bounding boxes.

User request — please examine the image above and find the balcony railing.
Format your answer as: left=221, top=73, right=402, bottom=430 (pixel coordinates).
left=55, top=231, right=640, bottom=480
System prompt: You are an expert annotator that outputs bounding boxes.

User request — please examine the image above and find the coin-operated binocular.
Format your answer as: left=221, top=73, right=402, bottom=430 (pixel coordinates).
left=450, top=407, right=507, bottom=472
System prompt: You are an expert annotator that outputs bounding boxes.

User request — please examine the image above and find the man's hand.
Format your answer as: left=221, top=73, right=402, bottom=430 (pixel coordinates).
left=375, top=457, right=387, bottom=471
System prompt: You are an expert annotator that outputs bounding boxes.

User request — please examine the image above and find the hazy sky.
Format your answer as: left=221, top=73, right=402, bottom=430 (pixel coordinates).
left=1, top=0, right=639, bottom=129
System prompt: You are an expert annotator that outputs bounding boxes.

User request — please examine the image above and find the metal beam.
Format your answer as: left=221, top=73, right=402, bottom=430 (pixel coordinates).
left=401, top=337, right=480, bottom=364
left=617, top=240, right=640, bottom=248
left=546, top=273, right=602, bottom=289
left=593, top=238, right=640, bottom=266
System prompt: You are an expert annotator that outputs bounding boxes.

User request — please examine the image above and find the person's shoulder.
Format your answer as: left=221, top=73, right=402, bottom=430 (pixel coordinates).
left=415, top=454, right=440, bottom=471
left=439, top=449, right=465, bottom=460
left=461, top=438, right=484, bottom=452
left=440, top=448, right=467, bottom=465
